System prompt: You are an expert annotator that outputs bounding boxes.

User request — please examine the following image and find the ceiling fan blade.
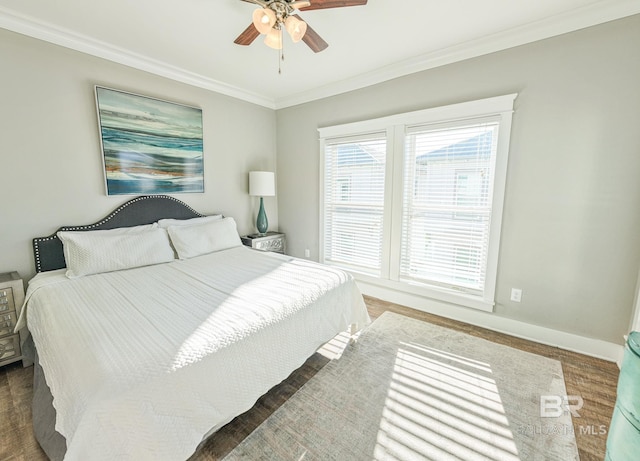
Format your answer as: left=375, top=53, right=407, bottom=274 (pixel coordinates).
left=234, top=23, right=260, bottom=46
left=295, top=15, right=328, bottom=53
left=299, top=0, right=367, bottom=11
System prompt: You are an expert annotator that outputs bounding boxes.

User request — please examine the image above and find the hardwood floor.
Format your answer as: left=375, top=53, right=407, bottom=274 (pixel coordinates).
left=1, top=296, right=620, bottom=460
left=0, top=358, right=43, bottom=461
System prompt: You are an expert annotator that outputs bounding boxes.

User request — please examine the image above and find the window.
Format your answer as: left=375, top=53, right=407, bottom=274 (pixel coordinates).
left=336, top=178, right=351, bottom=201
left=320, top=95, right=516, bottom=311
left=322, top=134, right=387, bottom=276
left=400, top=119, right=499, bottom=295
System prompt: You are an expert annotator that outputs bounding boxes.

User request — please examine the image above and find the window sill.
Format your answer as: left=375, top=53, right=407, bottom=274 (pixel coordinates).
left=349, top=271, right=495, bottom=313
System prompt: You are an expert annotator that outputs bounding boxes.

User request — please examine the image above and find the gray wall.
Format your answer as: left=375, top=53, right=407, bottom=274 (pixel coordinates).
left=0, top=28, right=277, bottom=281
left=276, top=14, right=640, bottom=344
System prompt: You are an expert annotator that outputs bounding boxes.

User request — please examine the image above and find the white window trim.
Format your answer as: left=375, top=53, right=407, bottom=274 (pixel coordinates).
left=319, top=94, right=517, bottom=312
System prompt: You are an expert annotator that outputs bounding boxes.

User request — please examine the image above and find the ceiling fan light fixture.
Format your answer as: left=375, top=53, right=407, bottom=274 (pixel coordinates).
left=290, top=1, right=311, bottom=9
left=264, top=27, right=283, bottom=50
left=252, top=8, right=276, bottom=35
left=284, top=15, right=307, bottom=43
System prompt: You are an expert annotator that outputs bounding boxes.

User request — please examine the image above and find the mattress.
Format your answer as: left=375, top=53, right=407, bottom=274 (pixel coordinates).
left=21, top=246, right=370, bottom=460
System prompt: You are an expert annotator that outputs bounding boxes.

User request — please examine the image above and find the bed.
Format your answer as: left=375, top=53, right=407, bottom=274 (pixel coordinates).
left=19, top=195, right=370, bottom=461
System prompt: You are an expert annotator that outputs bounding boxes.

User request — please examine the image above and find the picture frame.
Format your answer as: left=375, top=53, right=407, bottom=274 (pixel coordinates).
left=95, top=86, right=204, bottom=195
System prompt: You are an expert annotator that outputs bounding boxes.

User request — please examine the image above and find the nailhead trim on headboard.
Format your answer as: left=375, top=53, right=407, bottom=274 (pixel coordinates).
left=33, top=195, right=204, bottom=272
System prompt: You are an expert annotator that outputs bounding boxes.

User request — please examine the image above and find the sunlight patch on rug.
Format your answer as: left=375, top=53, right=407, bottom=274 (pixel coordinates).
left=317, top=330, right=355, bottom=360
left=374, top=342, right=519, bottom=460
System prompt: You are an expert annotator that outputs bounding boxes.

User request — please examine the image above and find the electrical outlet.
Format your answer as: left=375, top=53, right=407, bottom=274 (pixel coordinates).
left=510, top=288, right=522, bottom=303
left=304, top=249, right=310, bottom=258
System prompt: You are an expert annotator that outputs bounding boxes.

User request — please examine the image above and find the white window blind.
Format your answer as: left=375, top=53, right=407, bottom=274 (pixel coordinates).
left=322, top=134, right=386, bottom=276
left=400, top=119, right=500, bottom=294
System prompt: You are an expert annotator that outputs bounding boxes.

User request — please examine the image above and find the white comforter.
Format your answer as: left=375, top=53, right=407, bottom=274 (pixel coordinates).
left=21, top=246, right=370, bottom=460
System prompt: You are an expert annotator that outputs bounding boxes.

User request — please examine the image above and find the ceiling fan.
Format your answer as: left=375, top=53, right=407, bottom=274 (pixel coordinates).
left=234, top=0, right=368, bottom=53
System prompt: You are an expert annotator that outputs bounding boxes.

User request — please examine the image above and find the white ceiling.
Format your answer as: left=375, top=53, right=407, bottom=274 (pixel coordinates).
left=1, top=0, right=638, bottom=109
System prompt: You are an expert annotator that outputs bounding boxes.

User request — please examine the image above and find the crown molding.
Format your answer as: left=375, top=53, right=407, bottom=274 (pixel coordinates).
left=1, top=1, right=638, bottom=111
left=0, top=6, right=276, bottom=109
left=274, top=0, right=640, bottom=109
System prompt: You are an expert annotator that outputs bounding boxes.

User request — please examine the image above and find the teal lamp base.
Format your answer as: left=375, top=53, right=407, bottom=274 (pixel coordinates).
left=256, top=196, right=268, bottom=234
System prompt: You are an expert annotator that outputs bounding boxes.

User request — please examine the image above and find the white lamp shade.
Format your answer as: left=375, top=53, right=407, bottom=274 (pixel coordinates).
left=264, top=28, right=282, bottom=50
left=252, top=8, right=276, bottom=35
left=249, top=171, right=275, bottom=197
left=285, top=16, right=307, bottom=43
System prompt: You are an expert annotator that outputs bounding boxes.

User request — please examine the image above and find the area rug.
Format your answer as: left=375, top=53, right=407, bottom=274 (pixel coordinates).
left=223, top=312, right=579, bottom=460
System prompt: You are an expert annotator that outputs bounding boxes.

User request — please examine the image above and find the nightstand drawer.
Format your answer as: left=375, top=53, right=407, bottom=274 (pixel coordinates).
left=0, top=287, right=14, bottom=313
left=0, top=272, right=24, bottom=368
left=255, top=238, right=284, bottom=253
left=0, top=334, right=20, bottom=364
left=241, top=232, right=286, bottom=254
left=0, top=312, right=17, bottom=338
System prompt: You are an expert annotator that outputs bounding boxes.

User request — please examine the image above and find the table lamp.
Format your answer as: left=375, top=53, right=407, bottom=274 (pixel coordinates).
left=249, top=171, right=275, bottom=235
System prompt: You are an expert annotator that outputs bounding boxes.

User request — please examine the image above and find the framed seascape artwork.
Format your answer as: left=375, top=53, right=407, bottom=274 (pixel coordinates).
left=95, top=86, right=204, bottom=195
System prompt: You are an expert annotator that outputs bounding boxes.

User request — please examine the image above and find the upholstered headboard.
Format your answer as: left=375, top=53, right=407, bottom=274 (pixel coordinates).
left=33, top=195, right=204, bottom=273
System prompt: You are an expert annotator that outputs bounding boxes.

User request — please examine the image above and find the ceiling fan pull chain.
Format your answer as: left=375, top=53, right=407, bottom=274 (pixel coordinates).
left=279, top=30, right=284, bottom=74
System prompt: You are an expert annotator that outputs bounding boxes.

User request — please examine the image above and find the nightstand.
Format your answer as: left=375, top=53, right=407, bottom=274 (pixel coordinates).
left=241, top=232, right=286, bottom=254
left=0, top=272, right=25, bottom=368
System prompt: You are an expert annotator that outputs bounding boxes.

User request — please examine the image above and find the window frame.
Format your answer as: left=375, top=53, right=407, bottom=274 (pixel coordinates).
left=319, top=94, right=517, bottom=312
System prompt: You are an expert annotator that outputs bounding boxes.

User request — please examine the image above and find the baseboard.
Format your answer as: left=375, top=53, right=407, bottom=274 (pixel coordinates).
left=358, top=281, right=625, bottom=363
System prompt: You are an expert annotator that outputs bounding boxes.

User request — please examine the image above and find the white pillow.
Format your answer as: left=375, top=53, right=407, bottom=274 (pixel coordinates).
left=58, top=227, right=175, bottom=278
left=157, top=215, right=222, bottom=228
left=167, top=217, right=242, bottom=260
left=68, top=223, right=158, bottom=234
